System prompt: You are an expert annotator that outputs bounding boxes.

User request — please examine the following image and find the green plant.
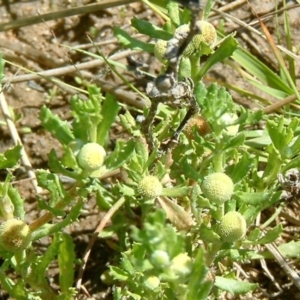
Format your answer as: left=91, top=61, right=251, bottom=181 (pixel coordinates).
left=201, top=172, right=234, bottom=205
left=1, top=0, right=300, bottom=299
left=218, top=211, right=247, bottom=242
left=0, top=219, right=31, bottom=252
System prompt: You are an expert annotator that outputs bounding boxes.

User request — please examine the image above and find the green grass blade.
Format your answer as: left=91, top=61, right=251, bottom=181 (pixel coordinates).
left=232, top=47, right=294, bottom=96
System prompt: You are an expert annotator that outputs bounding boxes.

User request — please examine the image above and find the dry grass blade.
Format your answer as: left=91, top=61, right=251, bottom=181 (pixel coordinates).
left=265, top=243, right=300, bottom=291
left=0, top=90, right=41, bottom=194
left=0, top=0, right=138, bottom=32
left=76, top=197, right=126, bottom=295
left=247, top=0, right=300, bottom=101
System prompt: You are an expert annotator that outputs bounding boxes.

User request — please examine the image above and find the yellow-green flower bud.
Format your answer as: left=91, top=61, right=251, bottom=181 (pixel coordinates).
left=175, top=20, right=217, bottom=57
left=150, top=250, right=170, bottom=268
left=202, top=173, right=234, bottom=204
left=77, top=143, right=106, bottom=171
left=198, top=20, right=217, bottom=46
left=137, top=175, right=163, bottom=199
left=170, top=253, right=193, bottom=277
left=218, top=211, right=247, bottom=242
left=154, top=40, right=168, bottom=63
left=144, top=275, right=160, bottom=290
left=0, top=219, right=31, bottom=252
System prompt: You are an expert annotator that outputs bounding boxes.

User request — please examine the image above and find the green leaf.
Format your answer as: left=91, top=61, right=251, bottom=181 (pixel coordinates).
left=198, top=224, right=220, bottom=243
left=161, top=186, right=191, bottom=197
left=0, top=145, right=22, bottom=169
left=247, top=228, right=263, bottom=242
left=266, top=118, right=292, bottom=156
left=249, top=240, right=300, bottom=259
left=8, top=185, right=25, bottom=220
left=261, top=145, right=282, bottom=186
left=223, top=133, right=245, bottom=150
left=110, top=266, right=129, bottom=281
left=227, top=151, right=253, bottom=183
left=187, top=248, right=213, bottom=300
left=97, top=94, right=120, bottom=145
left=114, top=27, right=154, bottom=52
left=96, top=185, right=114, bottom=210
left=58, top=233, right=75, bottom=295
left=40, top=106, right=74, bottom=145
left=36, top=170, right=65, bottom=207
left=35, top=233, right=62, bottom=275
left=232, top=47, right=293, bottom=97
left=196, top=35, right=239, bottom=80
left=167, top=0, right=180, bottom=26
left=282, top=155, right=300, bottom=172
left=236, top=191, right=274, bottom=206
left=105, top=139, right=135, bottom=171
left=286, top=135, right=300, bottom=158
left=255, top=224, right=283, bottom=244
left=134, top=137, right=149, bottom=167
left=31, top=202, right=83, bottom=242
left=277, top=240, right=300, bottom=258
left=215, top=276, right=258, bottom=294
left=245, top=130, right=272, bottom=148
left=48, top=149, right=81, bottom=180
left=131, top=17, right=172, bottom=40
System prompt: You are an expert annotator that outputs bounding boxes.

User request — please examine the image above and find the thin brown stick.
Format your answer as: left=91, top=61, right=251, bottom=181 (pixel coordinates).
left=75, top=197, right=126, bottom=295
left=2, top=50, right=141, bottom=84
left=263, top=94, right=298, bottom=114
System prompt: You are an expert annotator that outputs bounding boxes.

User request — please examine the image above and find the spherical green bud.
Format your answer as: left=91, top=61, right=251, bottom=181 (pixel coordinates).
left=150, top=250, right=170, bottom=268
left=202, top=173, right=234, bottom=204
left=77, top=143, right=106, bottom=171
left=170, top=253, right=193, bottom=277
left=154, top=40, right=168, bottom=63
left=218, top=211, right=247, bottom=242
left=137, top=175, right=163, bottom=199
left=0, top=219, right=31, bottom=252
left=144, top=275, right=160, bottom=290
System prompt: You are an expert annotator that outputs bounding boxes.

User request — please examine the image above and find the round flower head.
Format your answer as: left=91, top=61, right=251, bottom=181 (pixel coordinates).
left=137, top=175, right=163, bottom=200
left=197, top=20, right=217, bottom=46
left=77, top=142, right=106, bottom=171
left=184, top=114, right=210, bottom=139
left=174, top=20, right=216, bottom=57
left=150, top=250, right=170, bottom=268
left=202, top=172, right=234, bottom=204
left=154, top=40, right=168, bottom=63
left=170, top=253, right=193, bottom=277
left=218, top=211, right=247, bottom=242
left=144, top=275, right=160, bottom=290
left=0, top=219, right=31, bottom=252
